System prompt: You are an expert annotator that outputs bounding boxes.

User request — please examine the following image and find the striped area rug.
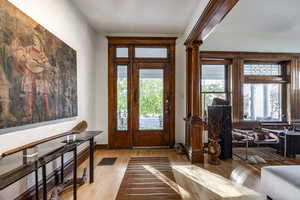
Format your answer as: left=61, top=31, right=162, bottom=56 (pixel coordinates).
left=116, top=157, right=183, bottom=200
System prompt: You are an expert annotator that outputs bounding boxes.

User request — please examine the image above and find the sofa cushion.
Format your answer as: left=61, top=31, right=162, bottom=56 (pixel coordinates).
left=261, top=165, right=300, bottom=200
left=263, top=166, right=300, bottom=188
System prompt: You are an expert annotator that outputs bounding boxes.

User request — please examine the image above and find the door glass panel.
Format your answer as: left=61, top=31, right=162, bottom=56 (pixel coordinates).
left=139, top=69, right=164, bottom=130
left=135, top=48, right=168, bottom=58
left=116, top=48, right=128, bottom=58
left=117, top=65, right=128, bottom=130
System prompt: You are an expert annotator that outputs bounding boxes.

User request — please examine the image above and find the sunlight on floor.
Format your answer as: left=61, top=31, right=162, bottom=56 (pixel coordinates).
left=143, top=165, right=191, bottom=199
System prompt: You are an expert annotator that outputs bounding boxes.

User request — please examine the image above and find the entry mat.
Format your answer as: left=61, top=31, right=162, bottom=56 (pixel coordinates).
left=115, top=157, right=183, bottom=200
left=97, top=157, right=117, bottom=166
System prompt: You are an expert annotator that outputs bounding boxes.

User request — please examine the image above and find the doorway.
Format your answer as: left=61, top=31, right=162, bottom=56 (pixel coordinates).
left=108, top=37, right=176, bottom=148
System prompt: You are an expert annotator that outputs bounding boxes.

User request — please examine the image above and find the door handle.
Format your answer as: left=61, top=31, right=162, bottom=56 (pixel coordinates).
left=165, top=99, right=170, bottom=114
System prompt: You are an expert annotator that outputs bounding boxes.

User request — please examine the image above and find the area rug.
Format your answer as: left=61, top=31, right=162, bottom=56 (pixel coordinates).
left=233, top=147, right=300, bottom=175
left=115, top=157, right=182, bottom=200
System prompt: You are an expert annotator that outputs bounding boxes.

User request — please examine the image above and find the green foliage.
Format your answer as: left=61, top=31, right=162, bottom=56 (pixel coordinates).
left=117, top=78, right=163, bottom=117
left=117, top=79, right=128, bottom=116
left=139, top=79, right=163, bottom=116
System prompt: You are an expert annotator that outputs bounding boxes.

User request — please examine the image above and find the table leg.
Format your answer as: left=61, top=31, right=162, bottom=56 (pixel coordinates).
left=284, top=135, right=287, bottom=157
left=42, top=163, right=47, bottom=200
left=61, top=154, right=64, bottom=183
left=245, top=140, right=249, bottom=161
left=35, top=162, right=39, bottom=200
left=89, top=137, right=94, bottom=184
left=73, top=147, right=77, bottom=200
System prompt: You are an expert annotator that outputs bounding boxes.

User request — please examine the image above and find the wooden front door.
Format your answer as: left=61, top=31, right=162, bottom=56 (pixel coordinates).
left=108, top=37, right=176, bottom=148
left=132, top=62, right=172, bottom=146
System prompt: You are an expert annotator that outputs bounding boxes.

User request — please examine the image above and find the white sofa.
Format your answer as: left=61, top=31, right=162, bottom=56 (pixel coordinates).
left=261, top=165, right=300, bottom=200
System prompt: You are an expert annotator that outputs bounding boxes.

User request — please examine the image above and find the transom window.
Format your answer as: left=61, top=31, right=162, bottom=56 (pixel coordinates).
left=244, top=64, right=281, bottom=76
left=135, top=48, right=168, bottom=58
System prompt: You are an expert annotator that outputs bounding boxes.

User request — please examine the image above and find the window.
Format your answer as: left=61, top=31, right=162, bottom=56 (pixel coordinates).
left=135, top=48, right=168, bottom=58
left=201, top=65, right=228, bottom=113
left=116, top=48, right=128, bottom=58
left=243, top=62, right=284, bottom=121
left=117, top=65, right=128, bottom=130
left=244, top=64, right=281, bottom=76
left=244, top=84, right=281, bottom=121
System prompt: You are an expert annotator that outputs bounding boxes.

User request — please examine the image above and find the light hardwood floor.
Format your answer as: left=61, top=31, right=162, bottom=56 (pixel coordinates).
left=60, top=149, right=260, bottom=200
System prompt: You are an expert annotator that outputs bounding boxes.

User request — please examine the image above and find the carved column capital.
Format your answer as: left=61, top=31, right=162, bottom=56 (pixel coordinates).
left=185, top=40, right=203, bottom=50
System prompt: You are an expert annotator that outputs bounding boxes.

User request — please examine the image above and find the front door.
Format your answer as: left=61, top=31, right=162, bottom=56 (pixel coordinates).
left=107, top=37, right=176, bottom=148
left=132, top=63, right=171, bottom=146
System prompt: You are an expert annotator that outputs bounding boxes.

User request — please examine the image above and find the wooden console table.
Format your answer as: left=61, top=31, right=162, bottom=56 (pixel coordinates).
left=0, top=131, right=102, bottom=200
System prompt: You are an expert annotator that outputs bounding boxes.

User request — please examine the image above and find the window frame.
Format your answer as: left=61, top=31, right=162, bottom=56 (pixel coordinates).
left=242, top=60, right=288, bottom=122
left=200, top=60, right=231, bottom=114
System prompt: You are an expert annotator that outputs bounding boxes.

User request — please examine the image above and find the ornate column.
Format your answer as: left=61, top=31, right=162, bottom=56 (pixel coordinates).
left=184, top=40, right=204, bottom=163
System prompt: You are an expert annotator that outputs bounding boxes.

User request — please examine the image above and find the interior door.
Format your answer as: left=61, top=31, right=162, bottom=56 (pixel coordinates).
left=132, top=62, right=171, bottom=147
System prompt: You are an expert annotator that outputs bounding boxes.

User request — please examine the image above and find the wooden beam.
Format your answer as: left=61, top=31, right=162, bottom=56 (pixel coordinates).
left=185, top=0, right=239, bottom=44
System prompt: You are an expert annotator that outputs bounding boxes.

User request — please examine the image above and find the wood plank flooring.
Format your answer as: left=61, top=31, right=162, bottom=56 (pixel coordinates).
left=60, top=148, right=300, bottom=200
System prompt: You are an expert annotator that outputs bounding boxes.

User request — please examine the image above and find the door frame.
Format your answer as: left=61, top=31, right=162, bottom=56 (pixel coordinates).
left=107, top=37, right=176, bottom=148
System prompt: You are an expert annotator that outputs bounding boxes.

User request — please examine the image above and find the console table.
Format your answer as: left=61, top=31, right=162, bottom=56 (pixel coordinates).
left=0, top=131, right=102, bottom=200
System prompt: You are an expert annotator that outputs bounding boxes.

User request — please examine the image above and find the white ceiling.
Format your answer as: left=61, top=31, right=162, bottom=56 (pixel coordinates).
left=201, top=0, right=300, bottom=52
left=71, top=0, right=200, bottom=35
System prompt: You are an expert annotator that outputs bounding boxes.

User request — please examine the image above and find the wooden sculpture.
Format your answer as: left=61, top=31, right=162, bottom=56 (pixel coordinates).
left=208, top=122, right=221, bottom=165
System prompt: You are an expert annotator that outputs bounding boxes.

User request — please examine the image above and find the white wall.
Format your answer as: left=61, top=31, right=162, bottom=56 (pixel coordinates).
left=93, top=34, right=109, bottom=144
left=0, top=0, right=99, bottom=199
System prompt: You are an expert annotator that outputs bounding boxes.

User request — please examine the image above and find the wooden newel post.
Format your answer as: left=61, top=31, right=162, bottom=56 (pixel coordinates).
left=184, top=40, right=204, bottom=163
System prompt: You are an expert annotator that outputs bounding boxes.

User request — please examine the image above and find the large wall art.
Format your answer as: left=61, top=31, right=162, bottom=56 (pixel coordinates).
left=0, top=0, right=77, bottom=130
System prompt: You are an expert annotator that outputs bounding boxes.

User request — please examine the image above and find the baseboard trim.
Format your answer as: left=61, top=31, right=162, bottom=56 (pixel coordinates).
left=16, top=147, right=89, bottom=200
left=95, top=144, right=108, bottom=149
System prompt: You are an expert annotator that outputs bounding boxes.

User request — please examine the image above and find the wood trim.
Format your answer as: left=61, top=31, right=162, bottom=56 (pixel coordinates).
left=200, top=51, right=300, bottom=60
left=232, top=57, right=244, bottom=122
left=107, top=37, right=177, bottom=45
left=244, top=60, right=282, bottom=65
left=169, top=43, right=176, bottom=147
left=108, top=44, right=115, bottom=148
left=290, top=58, right=300, bottom=120
left=244, top=76, right=287, bottom=83
left=185, top=0, right=239, bottom=44
left=201, top=59, right=232, bottom=65
left=16, top=147, right=89, bottom=200
left=95, top=144, right=108, bottom=149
